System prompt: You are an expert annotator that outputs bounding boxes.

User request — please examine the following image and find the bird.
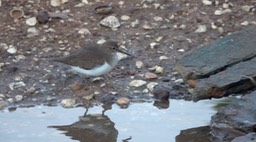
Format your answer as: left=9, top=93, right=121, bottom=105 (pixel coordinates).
left=51, top=40, right=132, bottom=77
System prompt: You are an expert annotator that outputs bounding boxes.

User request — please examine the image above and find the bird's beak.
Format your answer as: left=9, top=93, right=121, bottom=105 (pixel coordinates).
left=116, top=48, right=132, bottom=56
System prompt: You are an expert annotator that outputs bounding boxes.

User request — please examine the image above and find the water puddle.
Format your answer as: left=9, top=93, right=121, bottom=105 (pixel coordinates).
left=0, top=99, right=218, bottom=142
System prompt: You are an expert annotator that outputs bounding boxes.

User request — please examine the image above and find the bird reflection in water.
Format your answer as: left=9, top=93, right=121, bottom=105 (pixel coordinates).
left=48, top=113, right=118, bottom=142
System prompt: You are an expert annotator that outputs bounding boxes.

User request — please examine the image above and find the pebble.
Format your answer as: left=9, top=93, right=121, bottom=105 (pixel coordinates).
left=27, top=87, right=36, bottom=94
left=0, top=101, right=5, bottom=109
left=70, top=82, right=82, bottom=91
left=147, top=82, right=158, bottom=91
left=129, top=80, right=147, bottom=87
left=0, top=94, right=5, bottom=98
left=100, top=15, right=121, bottom=29
left=144, top=72, right=158, bottom=79
left=78, top=28, right=91, bottom=35
left=150, top=42, right=158, bottom=49
left=51, top=0, right=61, bottom=7
left=15, top=95, right=23, bottom=102
left=82, top=0, right=88, bottom=4
left=149, top=65, right=164, bottom=74
left=143, top=23, right=154, bottom=30
left=9, top=81, right=26, bottom=90
left=131, top=19, right=139, bottom=27
left=7, top=46, right=17, bottom=54
left=242, top=5, right=254, bottom=12
left=174, top=78, right=184, bottom=84
left=0, top=0, right=1, bottom=7
left=153, top=16, right=163, bottom=21
left=61, top=99, right=76, bottom=108
left=159, top=56, right=168, bottom=60
left=195, top=25, right=207, bottom=33
left=7, top=98, right=14, bottom=103
left=36, top=10, right=49, bottom=24
left=202, top=0, right=212, bottom=5
left=121, top=15, right=130, bottom=21
left=27, top=27, right=40, bottom=37
left=214, top=10, right=223, bottom=15
left=135, top=60, right=144, bottom=69
left=83, top=94, right=94, bottom=101
left=241, top=21, right=249, bottom=26
left=116, top=97, right=130, bottom=107
left=26, top=17, right=37, bottom=26
left=153, top=87, right=170, bottom=101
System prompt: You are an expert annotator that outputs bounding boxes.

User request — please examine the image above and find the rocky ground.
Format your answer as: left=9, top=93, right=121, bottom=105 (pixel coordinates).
left=0, top=0, right=256, bottom=109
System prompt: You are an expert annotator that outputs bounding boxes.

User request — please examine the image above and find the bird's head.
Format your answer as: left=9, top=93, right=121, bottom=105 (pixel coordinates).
left=103, top=40, right=132, bottom=56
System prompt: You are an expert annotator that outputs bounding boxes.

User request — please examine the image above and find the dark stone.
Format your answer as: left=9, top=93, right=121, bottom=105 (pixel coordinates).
left=210, top=90, right=256, bottom=142
left=231, top=133, right=256, bottom=142
left=152, top=87, right=170, bottom=101
left=176, top=26, right=256, bottom=79
left=176, top=126, right=211, bottom=142
left=36, top=10, right=49, bottom=24
left=175, top=26, right=256, bottom=100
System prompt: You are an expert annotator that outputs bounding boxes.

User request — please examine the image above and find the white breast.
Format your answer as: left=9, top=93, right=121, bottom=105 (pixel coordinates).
left=71, top=55, right=119, bottom=76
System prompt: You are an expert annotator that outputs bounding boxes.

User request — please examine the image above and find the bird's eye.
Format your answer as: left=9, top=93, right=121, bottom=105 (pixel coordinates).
left=111, top=46, right=116, bottom=50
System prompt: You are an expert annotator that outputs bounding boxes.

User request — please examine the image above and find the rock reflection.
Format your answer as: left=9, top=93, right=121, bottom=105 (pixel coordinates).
left=49, top=113, right=118, bottom=142
left=176, top=126, right=211, bottom=142
left=153, top=100, right=170, bottom=109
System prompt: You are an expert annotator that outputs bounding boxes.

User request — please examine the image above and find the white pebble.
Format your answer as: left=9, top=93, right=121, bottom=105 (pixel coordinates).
left=195, top=25, right=207, bottom=33
left=159, top=56, right=169, bottom=60
left=78, top=28, right=91, bottom=35
left=202, top=0, right=212, bottom=5
left=15, top=95, right=23, bottom=101
left=26, top=17, right=37, bottom=26
left=135, top=60, right=144, bottom=69
left=100, top=15, right=121, bottom=28
left=7, top=46, right=17, bottom=54
left=61, top=99, right=76, bottom=108
left=51, top=0, right=61, bottom=7
left=147, top=82, right=158, bottom=91
left=129, top=80, right=147, bottom=87
left=241, top=21, right=249, bottom=26
left=121, top=15, right=130, bottom=21
left=214, top=10, right=223, bottom=15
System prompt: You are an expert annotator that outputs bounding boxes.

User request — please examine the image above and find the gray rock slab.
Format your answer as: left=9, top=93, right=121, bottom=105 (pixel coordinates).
left=191, top=57, right=256, bottom=100
left=210, top=91, right=256, bottom=142
left=176, top=26, right=256, bottom=79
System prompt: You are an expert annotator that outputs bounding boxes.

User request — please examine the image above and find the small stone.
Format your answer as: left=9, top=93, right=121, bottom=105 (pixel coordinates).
left=149, top=65, right=164, bottom=74
left=116, top=97, right=130, bottom=107
left=147, top=82, right=158, bottom=91
left=223, top=9, right=232, bottom=13
left=100, top=15, right=121, bottom=29
left=143, top=23, right=154, bottom=30
left=0, top=101, right=5, bottom=109
left=15, top=95, right=23, bottom=102
left=195, top=25, right=207, bottom=33
left=70, top=82, right=82, bottom=91
left=214, top=10, right=223, bottom=15
left=202, top=0, right=212, bottom=5
left=83, top=94, right=94, bottom=101
left=144, top=72, right=158, bottom=79
left=242, top=5, right=254, bottom=12
left=155, top=36, right=163, bottom=42
left=0, top=94, right=5, bottom=98
left=7, top=46, right=17, bottom=54
left=135, top=60, right=144, bottom=69
left=51, top=0, right=61, bottom=7
left=26, top=17, right=37, bottom=26
left=153, top=87, right=170, bottom=101
left=82, top=0, right=88, bottom=4
left=61, top=99, right=76, bottom=108
left=61, top=0, right=68, bottom=4
left=223, top=3, right=229, bottom=9
left=150, top=42, right=158, bottom=49
left=0, top=0, right=1, bottom=7
left=211, top=23, right=218, bottom=29
left=27, top=87, right=36, bottom=94
left=155, top=66, right=164, bottom=74
left=174, top=78, right=184, bottom=84
left=118, top=1, right=124, bottom=6
left=121, top=15, right=130, bottom=21
left=153, top=16, right=163, bottom=21
left=159, top=56, right=168, bottom=60
left=217, top=27, right=224, bottom=33
left=78, top=28, right=91, bottom=35
left=0, top=43, right=8, bottom=51
left=9, top=81, right=26, bottom=90
left=27, top=27, right=40, bottom=37
left=131, top=19, right=139, bottom=27
left=241, top=21, right=249, bottom=26
left=7, top=98, right=14, bottom=103
left=129, top=80, right=147, bottom=87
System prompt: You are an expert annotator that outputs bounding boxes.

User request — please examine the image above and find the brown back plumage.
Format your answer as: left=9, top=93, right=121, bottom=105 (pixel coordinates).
left=52, top=41, right=118, bottom=69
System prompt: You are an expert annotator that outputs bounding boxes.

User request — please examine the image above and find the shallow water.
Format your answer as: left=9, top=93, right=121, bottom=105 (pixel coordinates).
left=0, top=99, right=217, bottom=142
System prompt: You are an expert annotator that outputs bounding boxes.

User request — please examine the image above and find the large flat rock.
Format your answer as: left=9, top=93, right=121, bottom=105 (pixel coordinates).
left=176, top=26, right=256, bottom=79
left=210, top=91, right=256, bottom=142
left=175, top=26, right=256, bottom=99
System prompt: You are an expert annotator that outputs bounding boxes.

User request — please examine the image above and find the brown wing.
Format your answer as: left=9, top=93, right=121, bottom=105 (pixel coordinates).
left=52, top=45, right=106, bottom=69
